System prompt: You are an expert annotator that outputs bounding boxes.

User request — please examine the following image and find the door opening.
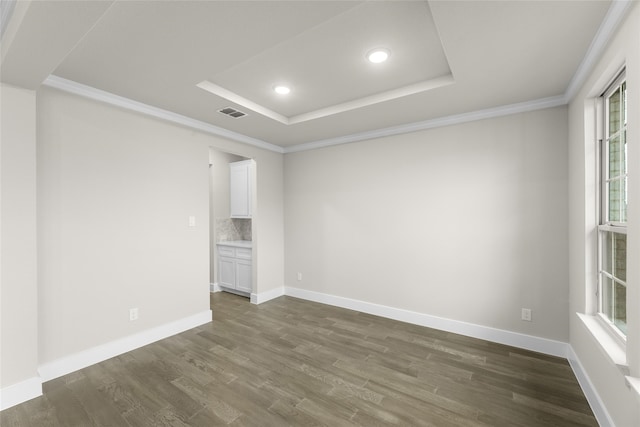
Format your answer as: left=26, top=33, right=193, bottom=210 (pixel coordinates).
left=208, top=147, right=255, bottom=301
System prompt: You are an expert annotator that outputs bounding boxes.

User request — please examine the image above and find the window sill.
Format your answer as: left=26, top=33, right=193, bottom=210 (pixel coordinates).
left=578, top=315, right=640, bottom=402
left=577, top=313, right=629, bottom=375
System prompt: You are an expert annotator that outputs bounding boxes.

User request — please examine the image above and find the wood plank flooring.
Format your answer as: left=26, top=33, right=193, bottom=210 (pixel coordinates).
left=1, top=292, right=597, bottom=426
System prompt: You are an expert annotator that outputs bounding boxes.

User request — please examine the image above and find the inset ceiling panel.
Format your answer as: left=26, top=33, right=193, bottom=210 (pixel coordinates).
left=13, top=0, right=612, bottom=147
left=50, top=1, right=362, bottom=105
left=204, top=1, right=451, bottom=120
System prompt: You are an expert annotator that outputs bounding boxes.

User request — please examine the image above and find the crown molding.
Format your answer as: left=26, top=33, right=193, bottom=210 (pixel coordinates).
left=197, top=80, right=289, bottom=124
left=41, top=1, right=630, bottom=156
left=41, top=74, right=565, bottom=156
left=287, top=75, right=455, bottom=125
left=564, top=0, right=633, bottom=102
left=284, top=95, right=566, bottom=153
left=285, top=0, right=632, bottom=154
left=198, top=75, right=454, bottom=126
left=0, top=0, right=17, bottom=40
left=42, top=75, right=284, bottom=154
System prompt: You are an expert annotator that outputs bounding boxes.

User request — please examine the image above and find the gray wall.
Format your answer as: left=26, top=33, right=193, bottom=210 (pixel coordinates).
left=32, top=86, right=284, bottom=367
left=284, top=106, right=569, bottom=342
left=0, top=84, right=38, bottom=391
left=37, top=87, right=211, bottom=363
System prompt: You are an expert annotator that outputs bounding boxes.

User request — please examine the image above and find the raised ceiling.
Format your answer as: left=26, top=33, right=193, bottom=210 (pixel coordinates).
left=198, top=1, right=452, bottom=123
left=1, top=1, right=617, bottom=151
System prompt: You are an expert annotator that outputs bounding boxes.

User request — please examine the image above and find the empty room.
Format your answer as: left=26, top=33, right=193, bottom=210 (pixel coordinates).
left=1, top=0, right=639, bottom=425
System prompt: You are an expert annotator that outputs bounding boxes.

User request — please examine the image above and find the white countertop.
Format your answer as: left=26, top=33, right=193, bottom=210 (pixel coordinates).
left=216, top=240, right=252, bottom=248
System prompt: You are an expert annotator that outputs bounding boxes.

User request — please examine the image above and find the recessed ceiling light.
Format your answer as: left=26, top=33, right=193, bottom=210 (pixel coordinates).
left=367, top=48, right=390, bottom=64
left=273, top=85, right=291, bottom=95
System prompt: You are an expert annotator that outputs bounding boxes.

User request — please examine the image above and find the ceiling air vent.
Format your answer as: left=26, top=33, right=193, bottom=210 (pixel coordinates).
left=218, top=107, right=248, bottom=119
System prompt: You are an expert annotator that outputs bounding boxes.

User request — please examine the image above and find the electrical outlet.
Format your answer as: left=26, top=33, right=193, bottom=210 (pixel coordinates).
left=297, top=272, right=302, bottom=281
left=521, top=308, right=532, bottom=322
left=130, top=308, right=139, bottom=321
left=188, top=216, right=196, bottom=227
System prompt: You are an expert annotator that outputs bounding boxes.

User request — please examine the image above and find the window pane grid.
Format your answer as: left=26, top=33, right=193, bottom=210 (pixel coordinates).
left=599, top=273, right=627, bottom=335
left=604, top=90, right=627, bottom=223
left=598, top=227, right=627, bottom=335
left=605, top=176, right=627, bottom=223
left=600, top=271, right=627, bottom=287
left=598, top=73, right=627, bottom=336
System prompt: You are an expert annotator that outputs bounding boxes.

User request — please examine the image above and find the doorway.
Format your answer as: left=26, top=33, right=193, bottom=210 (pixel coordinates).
left=208, top=147, right=254, bottom=300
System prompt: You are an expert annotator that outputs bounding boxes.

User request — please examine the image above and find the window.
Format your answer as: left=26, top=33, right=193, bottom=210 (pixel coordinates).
left=598, top=71, right=627, bottom=336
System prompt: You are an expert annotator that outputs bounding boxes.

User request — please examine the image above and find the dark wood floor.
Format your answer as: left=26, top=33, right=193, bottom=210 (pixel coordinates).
left=2, top=292, right=597, bottom=426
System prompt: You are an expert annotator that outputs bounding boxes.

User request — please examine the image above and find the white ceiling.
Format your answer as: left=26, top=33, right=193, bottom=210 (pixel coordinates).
left=1, top=1, right=617, bottom=151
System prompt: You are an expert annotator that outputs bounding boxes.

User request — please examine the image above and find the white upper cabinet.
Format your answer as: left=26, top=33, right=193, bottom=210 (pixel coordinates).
left=229, top=160, right=254, bottom=218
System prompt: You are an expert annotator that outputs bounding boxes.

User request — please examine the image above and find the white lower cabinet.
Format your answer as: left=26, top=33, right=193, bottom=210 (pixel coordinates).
left=235, top=259, right=252, bottom=293
left=217, top=243, right=252, bottom=293
left=218, top=257, right=236, bottom=288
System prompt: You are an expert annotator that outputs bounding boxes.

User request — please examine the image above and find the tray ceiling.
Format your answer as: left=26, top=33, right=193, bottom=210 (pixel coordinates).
left=1, top=1, right=615, bottom=150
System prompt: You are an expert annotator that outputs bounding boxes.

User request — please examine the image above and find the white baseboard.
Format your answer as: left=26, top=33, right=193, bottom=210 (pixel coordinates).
left=283, top=287, right=615, bottom=423
left=210, top=282, right=221, bottom=293
left=1, top=287, right=610, bottom=422
left=284, top=286, right=568, bottom=358
left=0, top=377, right=42, bottom=411
left=567, top=346, right=615, bottom=427
left=251, top=286, right=285, bottom=305
left=38, top=310, right=212, bottom=382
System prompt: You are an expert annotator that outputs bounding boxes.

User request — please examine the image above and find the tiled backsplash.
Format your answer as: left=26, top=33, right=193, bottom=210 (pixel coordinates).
left=215, top=218, right=252, bottom=242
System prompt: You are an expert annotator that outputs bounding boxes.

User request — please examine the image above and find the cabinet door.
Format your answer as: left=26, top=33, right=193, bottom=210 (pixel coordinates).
left=235, top=259, right=252, bottom=293
left=230, top=161, right=252, bottom=218
left=219, top=256, right=236, bottom=289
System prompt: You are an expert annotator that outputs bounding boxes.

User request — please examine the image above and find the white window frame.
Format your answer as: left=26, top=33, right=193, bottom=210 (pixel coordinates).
left=596, top=69, right=627, bottom=341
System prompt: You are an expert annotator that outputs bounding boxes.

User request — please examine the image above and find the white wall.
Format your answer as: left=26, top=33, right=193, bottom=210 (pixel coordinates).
left=35, top=86, right=284, bottom=366
left=37, top=87, right=211, bottom=363
left=568, top=2, right=640, bottom=425
left=0, top=84, right=39, bottom=395
left=284, top=106, right=569, bottom=342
